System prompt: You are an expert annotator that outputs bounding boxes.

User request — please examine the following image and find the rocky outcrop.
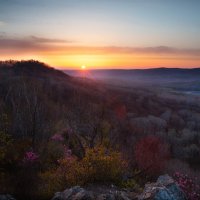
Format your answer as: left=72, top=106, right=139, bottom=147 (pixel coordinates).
left=52, top=186, right=93, bottom=200
left=138, top=174, right=186, bottom=200
left=51, top=175, right=186, bottom=200
left=0, top=195, right=16, bottom=200
left=51, top=186, right=137, bottom=200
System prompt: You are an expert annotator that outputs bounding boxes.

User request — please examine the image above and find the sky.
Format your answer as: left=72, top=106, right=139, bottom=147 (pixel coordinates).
left=0, top=0, right=200, bottom=69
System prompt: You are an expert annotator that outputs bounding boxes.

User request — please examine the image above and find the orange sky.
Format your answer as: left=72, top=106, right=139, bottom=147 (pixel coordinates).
left=1, top=44, right=200, bottom=69
left=0, top=38, right=200, bottom=69
left=1, top=0, right=200, bottom=69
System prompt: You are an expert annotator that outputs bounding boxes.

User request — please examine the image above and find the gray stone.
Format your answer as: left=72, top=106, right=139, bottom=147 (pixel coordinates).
left=157, top=175, right=174, bottom=186
left=0, top=195, right=16, bottom=200
left=72, top=190, right=94, bottom=200
left=138, top=174, right=186, bottom=200
left=52, top=186, right=136, bottom=200
left=118, top=192, right=131, bottom=200
left=97, top=194, right=115, bottom=200
left=52, top=186, right=85, bottom=200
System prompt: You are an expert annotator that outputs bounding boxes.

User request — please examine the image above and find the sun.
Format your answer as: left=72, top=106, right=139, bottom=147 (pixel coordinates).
left=81, top=65, right=86, bottom=70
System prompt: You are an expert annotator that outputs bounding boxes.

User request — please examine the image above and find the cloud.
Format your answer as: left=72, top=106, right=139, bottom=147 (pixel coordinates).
left=52, top=45, right=200, bottom=56
left=86, top=45, right=200, bottom=55
left=0, top=32, right=6, bottom=38
left=0, top=21, right=6, bottom=27
left=0, top=35, right=200, bottom=57
left=0, top=35, right=75, bottom=54
left=0, top=38, right=42, bottom=50
left=30, top=36, right=73, bottom=43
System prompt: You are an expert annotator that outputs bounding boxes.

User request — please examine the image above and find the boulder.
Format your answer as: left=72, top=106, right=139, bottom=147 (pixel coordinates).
left=51, top=186, right=137, bottom=200
left=0, top=195, right=16, bottom=200
left=138, top=174, right=186, bottom=200
left=51, top=186, right=94, bottom=200
left=51, top=175, right=184, bottom=200
left=97, top=193, right=115, bottom=200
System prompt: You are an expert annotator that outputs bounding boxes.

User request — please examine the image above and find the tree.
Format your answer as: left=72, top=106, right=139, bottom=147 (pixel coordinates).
left=134, top=135, right=170, bottom=176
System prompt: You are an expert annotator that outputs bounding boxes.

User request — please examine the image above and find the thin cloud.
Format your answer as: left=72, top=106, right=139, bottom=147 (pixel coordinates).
left=0, top=21, right=6, bottom=27
left=0, top=32, right=6, bottom=38
left=89, top=46, right=200, bottom=55
left=0, top=35, right=75, bottom=54
left=51, top=45, right=200, bottom=56
left=0, top=38, right=45, bottom=50
left=30, top=36, right=73, bottom=43
left=0, top=36, right=200, bottom=56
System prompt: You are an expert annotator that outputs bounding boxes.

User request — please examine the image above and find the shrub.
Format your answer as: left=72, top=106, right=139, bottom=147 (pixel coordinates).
left=0, top=131, right=14, bottom=193
left=81, top=146, right=127, bottom=184
left=120, top=178, right=142, bottom=192
left=38, top=169, right=64, bottom=200
left=57, top=153, right=84, bottom=185
left=11, top=149, right=40, bottom=199
left=0, top=131, right=13, bottom=164
left=39, top=146, right=127, bottom=198
left=58, top=146, right=127, bottom=185
left=23, top=150, right=39, bottom=165
left=174, top=172, right=200, bottom=200
left=134, top=135, right=170, bottom=176
left=51, top=133, right=64, bottom=142
left=40, top=141, right=66, bottom=169
left=0, top=136, right=33, bottom=194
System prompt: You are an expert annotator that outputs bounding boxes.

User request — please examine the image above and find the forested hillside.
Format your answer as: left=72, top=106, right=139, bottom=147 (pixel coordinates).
left=0, top=61, right=200, bottom=200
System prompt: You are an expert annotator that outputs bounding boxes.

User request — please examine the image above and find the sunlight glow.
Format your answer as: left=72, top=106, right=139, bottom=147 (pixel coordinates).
left=81, top=65, right=86, bottom=70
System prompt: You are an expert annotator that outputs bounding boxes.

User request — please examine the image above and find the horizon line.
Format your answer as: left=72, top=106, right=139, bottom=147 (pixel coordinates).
left=1, top=59, right=199, bottom=70
left=59, top=66, right=200, bottom=71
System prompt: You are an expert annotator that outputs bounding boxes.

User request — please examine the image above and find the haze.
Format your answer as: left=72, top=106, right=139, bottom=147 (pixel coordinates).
left=0, top=0, right=200, bottom=69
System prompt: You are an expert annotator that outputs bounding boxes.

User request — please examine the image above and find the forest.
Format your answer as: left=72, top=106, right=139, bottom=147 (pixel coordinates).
left=0, top=60, right=200, bottom=200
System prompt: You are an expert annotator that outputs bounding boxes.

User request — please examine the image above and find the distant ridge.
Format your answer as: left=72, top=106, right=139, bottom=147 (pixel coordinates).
left=63, top=67, right=200, bottom=80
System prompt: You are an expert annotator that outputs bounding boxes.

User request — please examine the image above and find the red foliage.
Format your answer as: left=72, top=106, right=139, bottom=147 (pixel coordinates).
left=115, top=104, right=127, bottom=119
left=134, top=135, right=170, bottom=176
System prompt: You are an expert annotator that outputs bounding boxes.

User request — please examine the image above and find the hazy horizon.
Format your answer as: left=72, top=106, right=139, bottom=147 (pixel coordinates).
left=1, top=1, right=200, bottom=197
left=60, top=66, right=200, bottom=70
left=0, top=0, right=200, bottom=69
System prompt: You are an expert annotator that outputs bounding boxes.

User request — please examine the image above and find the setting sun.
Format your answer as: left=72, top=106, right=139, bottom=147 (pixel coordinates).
left=1, top=0, right=200, bottom=197
left=81, top=65, right=86, bottom=70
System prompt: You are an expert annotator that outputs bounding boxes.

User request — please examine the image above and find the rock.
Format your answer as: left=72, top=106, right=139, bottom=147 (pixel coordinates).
left=51, top=175, right=185, bottom=200
left=0, top=195, right=16, bottom=200
left=119, top=191, right=132, bottom=200
left=97, top=193, right=115, bottom=200
left=157, top=174, right=175, bottom=186
left=51, top=186, right=94, bottom=200
left=52, top=192, right=63, bottom=200
left=138, top=174, right=186, bottom=200
left=64, top=186, right=84, bottom=199
left=51, top=186, right=137, bottom=200
left=72, top=190, right=94, bottom=200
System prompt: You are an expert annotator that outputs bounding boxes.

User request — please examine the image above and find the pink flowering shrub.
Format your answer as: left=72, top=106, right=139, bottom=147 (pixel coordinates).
left=40, top=146, right=127, bottom=197
left=23, top=150, right=39, bottom=164
left=63, top=145, right=72, bottom=158
left=51, top=133, right=64, bottom=142
left=14, top=150, right=40, bottom=198
left=174, top=172, right=200, bottom=200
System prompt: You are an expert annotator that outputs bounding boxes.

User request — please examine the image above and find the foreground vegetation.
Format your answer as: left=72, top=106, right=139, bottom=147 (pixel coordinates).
left=0, top=60, right=200, bottom=199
